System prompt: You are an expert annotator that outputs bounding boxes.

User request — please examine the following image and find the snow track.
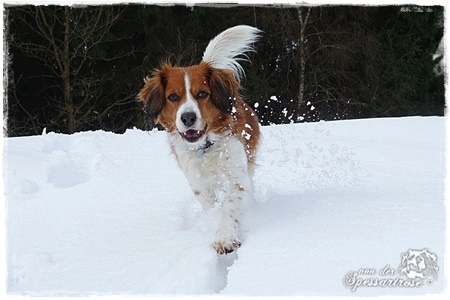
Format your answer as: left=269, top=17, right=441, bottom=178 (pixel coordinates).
left=3, top=117, right=446, bottom=296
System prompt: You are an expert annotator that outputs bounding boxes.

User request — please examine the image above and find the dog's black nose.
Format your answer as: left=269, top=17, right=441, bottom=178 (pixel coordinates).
left=181, top=112, right=197, bottom=127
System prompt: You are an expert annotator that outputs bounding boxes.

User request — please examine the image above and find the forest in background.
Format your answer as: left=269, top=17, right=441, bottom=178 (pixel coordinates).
left=4, top=4, right=445, bottom=137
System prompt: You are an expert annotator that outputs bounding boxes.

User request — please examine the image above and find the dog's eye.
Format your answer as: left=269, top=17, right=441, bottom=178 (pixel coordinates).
left=167, top=94, right=178, bottom=102
left=197, top=91, right=209, bottom=99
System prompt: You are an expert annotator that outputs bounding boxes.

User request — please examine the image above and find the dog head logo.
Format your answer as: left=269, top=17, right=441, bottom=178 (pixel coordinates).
left=398, top=249, right=438, bottom=280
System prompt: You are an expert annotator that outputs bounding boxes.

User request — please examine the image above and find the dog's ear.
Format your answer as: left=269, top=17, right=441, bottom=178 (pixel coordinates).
left=208, top=67, right=239, bottom=114
left=138, top=69, right=168, bottom=129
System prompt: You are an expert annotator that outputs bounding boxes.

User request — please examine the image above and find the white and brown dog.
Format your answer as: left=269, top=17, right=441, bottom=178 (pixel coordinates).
left=138, top=25, right=261, bottom=255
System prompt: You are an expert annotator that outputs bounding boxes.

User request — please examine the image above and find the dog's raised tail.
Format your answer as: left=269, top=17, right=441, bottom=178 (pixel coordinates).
left=202, top=25, right=261, bottom=81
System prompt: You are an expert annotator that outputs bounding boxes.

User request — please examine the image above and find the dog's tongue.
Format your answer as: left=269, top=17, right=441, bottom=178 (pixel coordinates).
left=185, top=130, right=200, bottom=138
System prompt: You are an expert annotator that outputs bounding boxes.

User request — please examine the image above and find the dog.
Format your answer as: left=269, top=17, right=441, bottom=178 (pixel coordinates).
left=138, top=25, right=261, bottom=255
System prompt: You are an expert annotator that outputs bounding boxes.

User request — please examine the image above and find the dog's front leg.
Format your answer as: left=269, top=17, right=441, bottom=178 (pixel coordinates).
left=213, top=175, right=251, bottom=255
left=191, top=185, right=216, bottom=209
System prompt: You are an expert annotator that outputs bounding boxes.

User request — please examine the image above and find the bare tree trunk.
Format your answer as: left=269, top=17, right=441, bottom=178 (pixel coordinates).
left=63, top=6, right=75, bottom=133
left=296, top=7, right=311, bottom=120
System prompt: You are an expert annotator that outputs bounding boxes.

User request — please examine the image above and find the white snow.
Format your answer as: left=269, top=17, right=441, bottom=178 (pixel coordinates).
left=3, top=117, right=446, bottom=296
left=241, top=129, right=252, bottom=140
left=433, top=37, right=444, bottom=75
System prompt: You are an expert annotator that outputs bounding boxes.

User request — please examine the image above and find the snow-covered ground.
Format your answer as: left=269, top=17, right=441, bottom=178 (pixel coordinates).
left=3, top=117, right=446, bottom=296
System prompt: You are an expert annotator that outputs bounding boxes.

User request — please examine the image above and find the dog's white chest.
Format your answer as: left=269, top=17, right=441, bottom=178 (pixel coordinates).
left=169, top=133, right=248, bottom=188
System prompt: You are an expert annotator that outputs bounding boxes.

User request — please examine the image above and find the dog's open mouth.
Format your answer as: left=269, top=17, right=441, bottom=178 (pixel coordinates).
left=181, top=128, right=206, bottom=143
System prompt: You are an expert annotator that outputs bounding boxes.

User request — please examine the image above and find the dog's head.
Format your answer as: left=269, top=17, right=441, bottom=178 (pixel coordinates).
left=138, top=25, right=261, bottom=146
left=138, top=62, right=239, bottom=144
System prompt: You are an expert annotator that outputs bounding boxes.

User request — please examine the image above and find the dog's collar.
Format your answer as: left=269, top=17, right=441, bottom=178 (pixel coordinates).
left=195, top=138, right=214, bottom=158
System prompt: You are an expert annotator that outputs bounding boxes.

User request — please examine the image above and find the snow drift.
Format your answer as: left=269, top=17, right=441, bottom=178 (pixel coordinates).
left=3, top=117, right=446, bottom=296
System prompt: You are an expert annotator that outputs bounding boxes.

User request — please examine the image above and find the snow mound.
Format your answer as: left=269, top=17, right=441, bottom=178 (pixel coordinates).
left=3, top=117, right=446, bottom=296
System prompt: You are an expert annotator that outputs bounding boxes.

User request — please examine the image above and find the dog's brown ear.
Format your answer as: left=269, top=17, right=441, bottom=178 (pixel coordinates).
left=138, top=70, right=167, bottom=129
left=208, top=67, right=240, bottom=114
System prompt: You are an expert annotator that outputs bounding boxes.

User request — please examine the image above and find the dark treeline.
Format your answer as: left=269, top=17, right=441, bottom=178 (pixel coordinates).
left=4, top=4, right=445, bottom=137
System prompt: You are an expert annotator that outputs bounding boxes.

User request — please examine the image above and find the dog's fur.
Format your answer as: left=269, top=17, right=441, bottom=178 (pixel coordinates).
left=138, top=25, right=261, bottom=255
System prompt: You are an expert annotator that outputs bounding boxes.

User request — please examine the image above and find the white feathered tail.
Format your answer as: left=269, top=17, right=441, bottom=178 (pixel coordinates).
left=202, top=25, right=261, bottom=81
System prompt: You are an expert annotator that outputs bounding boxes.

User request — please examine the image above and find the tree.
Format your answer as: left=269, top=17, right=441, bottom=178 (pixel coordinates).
left=8, top=5, right=135, bottom=134
left=371, top=6, right=445, bottom=117
left=296, top=7, right=312, bottom=120
left=5, top=5, right=445, bottom=136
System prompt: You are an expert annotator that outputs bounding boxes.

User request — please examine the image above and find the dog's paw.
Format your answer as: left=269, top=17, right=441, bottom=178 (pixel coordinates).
left=213, top=238, right=241, bottom=255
